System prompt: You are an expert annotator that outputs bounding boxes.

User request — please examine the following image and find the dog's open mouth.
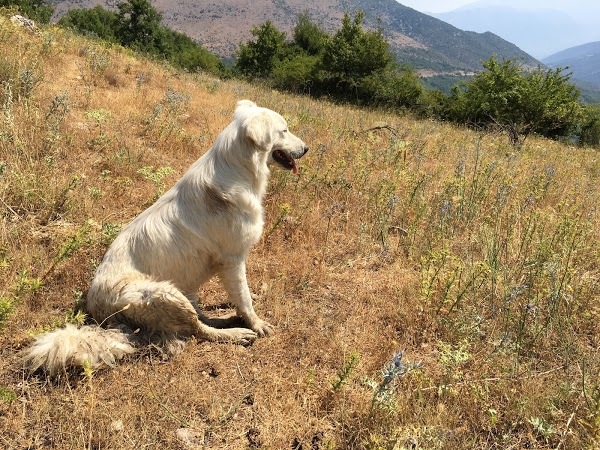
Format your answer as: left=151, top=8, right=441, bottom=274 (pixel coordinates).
left=272, top=149, right=298, bottom=174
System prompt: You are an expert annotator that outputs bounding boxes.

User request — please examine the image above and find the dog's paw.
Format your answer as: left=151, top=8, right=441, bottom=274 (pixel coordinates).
left=250, top=319, right=274, bottom=337
left=221, top=327, right=258, bottom=345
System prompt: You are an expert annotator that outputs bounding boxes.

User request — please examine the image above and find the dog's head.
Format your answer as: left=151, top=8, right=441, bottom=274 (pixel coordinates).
left=237, top=100, right=308, bottom=174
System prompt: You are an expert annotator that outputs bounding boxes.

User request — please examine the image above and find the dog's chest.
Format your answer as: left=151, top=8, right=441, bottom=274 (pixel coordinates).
left=236, top=197, right=265, bottom=243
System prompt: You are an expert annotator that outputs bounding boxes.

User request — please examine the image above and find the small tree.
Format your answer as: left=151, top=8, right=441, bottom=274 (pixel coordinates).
left=272, top=54, right=319, bottom=91
left=117, top=0, right=162, bottom=51
left=579, top=105, right=600, bottom=148
left=293, top=13, right=328, bottom=56
left=321, top=12, right=392, bottom=92
left=235, top=21, right=286, bottom=78
left=524, top=66, right=583, bottom=140
left=446, top=57, right=583, bottom=145
left=359, top=66, right=424, bottom=109
left=58, top=1, right=222, bottom=75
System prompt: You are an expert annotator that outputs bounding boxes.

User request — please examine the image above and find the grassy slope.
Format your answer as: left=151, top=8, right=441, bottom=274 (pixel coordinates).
left=0, top=16, right=599, bottom=449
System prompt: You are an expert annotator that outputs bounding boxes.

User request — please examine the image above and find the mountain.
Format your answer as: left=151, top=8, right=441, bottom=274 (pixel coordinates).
left=543, top=42, right=600, bottom=103
left=48, top=0, right=539, bottom=73
left=543, top=41, right=600, bottom=84
left=433, top=1, right=600, bottom=59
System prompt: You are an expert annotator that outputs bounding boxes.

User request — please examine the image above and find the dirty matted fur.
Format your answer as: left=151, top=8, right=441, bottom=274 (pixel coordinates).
left=24, top=100, right=308, bottom=376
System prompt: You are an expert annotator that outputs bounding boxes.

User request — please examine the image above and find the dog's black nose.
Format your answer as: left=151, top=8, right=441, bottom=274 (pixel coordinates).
left=302, top=145, right=309, bottom=155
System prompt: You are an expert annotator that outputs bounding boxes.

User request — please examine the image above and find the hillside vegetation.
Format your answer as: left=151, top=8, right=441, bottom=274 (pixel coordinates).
left=49, top=0, right=539, bottom=73
left=10, top=0, right=598, bottom=148
left=1, top=15, right=599, bottom=450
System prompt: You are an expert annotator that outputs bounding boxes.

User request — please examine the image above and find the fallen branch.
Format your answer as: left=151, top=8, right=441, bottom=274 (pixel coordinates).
left=360, top=124, right=399, bottom=137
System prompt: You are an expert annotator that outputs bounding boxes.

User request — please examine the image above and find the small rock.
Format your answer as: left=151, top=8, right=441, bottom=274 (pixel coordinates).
left=176, top=428, right=204, bottom=448
left=10, top=15, right=38, bottom=33
left=110, top=419, right=124, bottom=432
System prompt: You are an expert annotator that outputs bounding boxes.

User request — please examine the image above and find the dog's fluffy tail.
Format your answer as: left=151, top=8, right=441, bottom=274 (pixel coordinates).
left=23, top=324, right=137, bottom=376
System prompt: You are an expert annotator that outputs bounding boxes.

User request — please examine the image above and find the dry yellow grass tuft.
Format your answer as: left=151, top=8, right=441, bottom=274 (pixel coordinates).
left=1, top=14, right=599, bottom=449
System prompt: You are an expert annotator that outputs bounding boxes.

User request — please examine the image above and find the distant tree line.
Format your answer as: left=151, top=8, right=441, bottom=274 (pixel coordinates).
left=236, top=13, right=424, bottom=111
left=3, top=0, right=600, bottom=147
left=235, top=13, right=600, bottom=147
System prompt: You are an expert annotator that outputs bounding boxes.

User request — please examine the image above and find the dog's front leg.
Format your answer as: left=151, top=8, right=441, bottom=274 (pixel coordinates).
left=218, top=259, right=274, bottom=337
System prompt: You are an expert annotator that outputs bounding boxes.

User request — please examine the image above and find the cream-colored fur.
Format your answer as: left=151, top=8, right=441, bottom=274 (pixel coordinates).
left=24, top=100, right=308, bottom=376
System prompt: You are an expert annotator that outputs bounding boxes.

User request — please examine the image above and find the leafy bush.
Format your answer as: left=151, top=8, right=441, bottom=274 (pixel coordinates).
left=358, top=67, right=424, bottom=109
left=293, top=12, right=329, bottom=56
left=272, top=53, right=319, bottom=92
left=579, top=105, right=600, bottom=148
left=321, top=12, right=392, bottom=91
left=58, top=6, right=120, bottom=43
left=445, top=57, right=584, bottom=145
left=236, top=12, right=425, bottom=109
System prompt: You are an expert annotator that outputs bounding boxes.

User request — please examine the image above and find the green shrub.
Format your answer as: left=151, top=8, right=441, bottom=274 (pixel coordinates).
left=445, top=57, right=584, bottom=145
left=579, top=105, right=600, bottom=148
left=272, top=54, right=319, bottom=91
left=58, top=6, right=120, bottom=43
left=358, top=67, right=424, bottom=109
left=0, top=296, right=14, bottom=329
left=235, top=21, right=287, bottom=78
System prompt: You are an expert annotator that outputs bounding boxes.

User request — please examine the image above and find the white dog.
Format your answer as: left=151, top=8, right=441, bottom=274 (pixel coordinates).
left=25, top=100, right=308, bottom=376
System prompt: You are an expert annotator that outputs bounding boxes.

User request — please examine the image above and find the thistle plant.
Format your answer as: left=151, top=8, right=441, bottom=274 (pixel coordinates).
left=144, top=88, right=190, bottom=137
left=366, top=350, right=422, bottom=411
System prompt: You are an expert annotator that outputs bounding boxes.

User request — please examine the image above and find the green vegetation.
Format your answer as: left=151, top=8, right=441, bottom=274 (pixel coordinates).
left=58, top=0, right=223, bottom=74
left=236, top=12, right=425, bottom=110
left=0, top=0, right=52, bottom=23
left=236, top=21, right=287, bottom=79
left=235, top=13, right=599, bottom=147
left=7, top=0, right=597, bottom=148
left=444, top=57, right=584, bottom=145
left=580, top=105, right=600, bottom=147
left=57, top=6, right=120, bottom=43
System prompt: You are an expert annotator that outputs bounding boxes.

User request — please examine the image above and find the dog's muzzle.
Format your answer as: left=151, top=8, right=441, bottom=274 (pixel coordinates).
left=272, top=145, right=308, bottom=174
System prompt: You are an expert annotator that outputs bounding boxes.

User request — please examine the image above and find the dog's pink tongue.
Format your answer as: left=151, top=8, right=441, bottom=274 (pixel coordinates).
left=292, top=160, right=298, bottom=175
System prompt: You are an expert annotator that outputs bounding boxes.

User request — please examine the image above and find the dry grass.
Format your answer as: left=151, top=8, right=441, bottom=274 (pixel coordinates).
left=1, top=15, right=599, bottom=449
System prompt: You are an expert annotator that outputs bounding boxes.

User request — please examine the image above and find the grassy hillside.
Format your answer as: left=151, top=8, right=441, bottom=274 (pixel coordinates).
left=1, top=15, right=599, bottom=449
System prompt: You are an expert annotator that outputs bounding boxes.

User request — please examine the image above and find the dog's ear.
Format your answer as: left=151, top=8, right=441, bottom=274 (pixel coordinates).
left=236, top=100, right=257, bottom=110
left=244, top=113, right=273, bottom=151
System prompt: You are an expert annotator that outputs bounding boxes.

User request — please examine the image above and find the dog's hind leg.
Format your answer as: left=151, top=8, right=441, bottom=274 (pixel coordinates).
left=185, top=293, right=245, bottom=329
left=113, top=280, right=258, bottom=345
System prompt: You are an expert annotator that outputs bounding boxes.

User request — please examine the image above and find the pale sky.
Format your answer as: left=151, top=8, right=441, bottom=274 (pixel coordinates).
left=399, top=1, right=474, bottom=13
left=398, top=0, right=600, bottom=14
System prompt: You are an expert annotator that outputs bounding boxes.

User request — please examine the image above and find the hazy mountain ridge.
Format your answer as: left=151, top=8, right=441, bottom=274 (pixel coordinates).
left=433, top=1, right=600, bottom=59
left=48, top=0, right=539, bottom=73
left=543, top=41, right=600, bottom=102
